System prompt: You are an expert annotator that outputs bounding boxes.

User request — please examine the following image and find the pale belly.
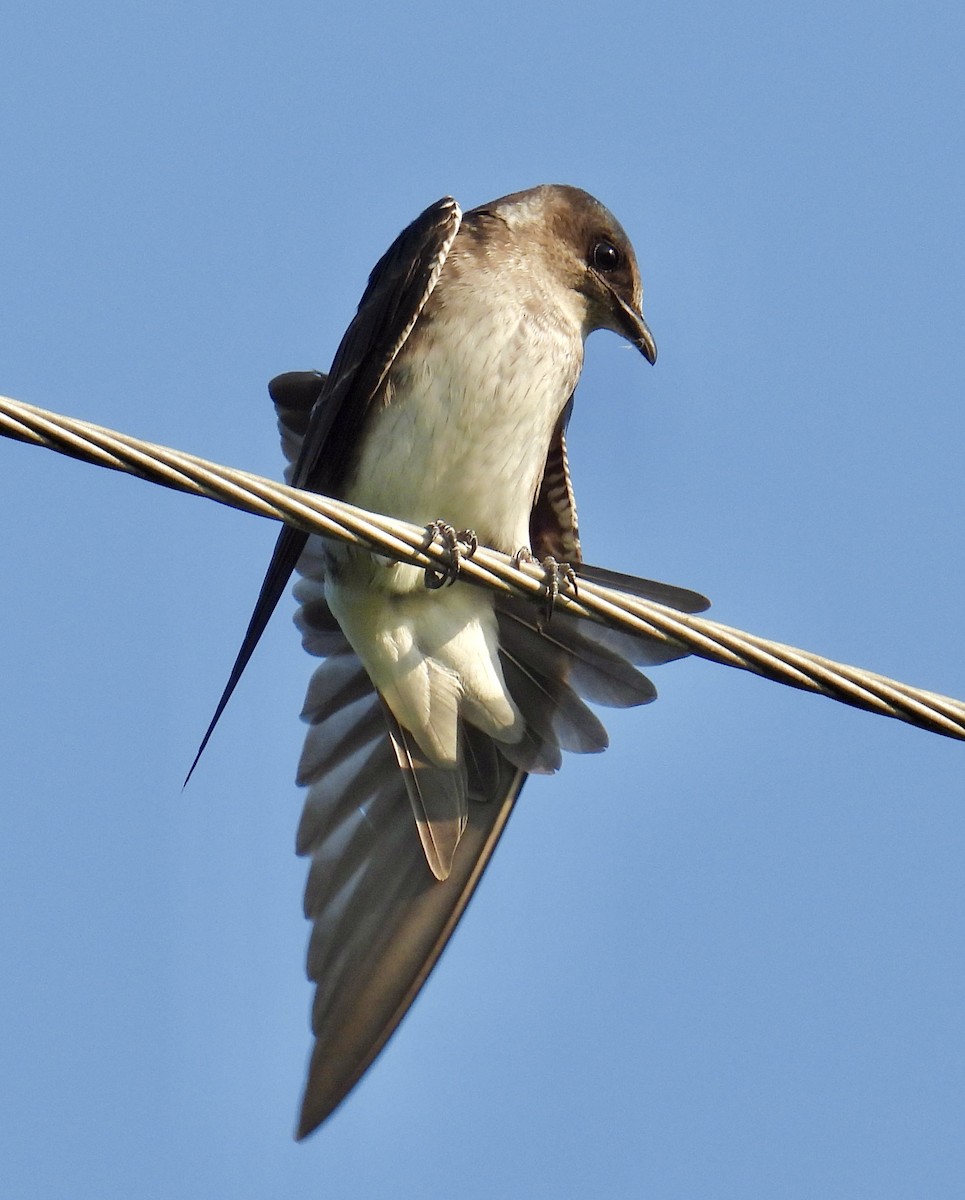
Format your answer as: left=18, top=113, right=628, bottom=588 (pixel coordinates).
left=321, top=299, right=584, bottom=762
left=342, top=306, right=583, bottom=556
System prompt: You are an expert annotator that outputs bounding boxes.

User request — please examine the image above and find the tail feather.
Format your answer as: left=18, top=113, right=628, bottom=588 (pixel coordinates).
left=385, top=708, right=469, bottom=882
left=499, top=645, right=609, bottom=755
left=576, top=561, right=710, bottom=613
left=497, top=599, right=658, bottom=706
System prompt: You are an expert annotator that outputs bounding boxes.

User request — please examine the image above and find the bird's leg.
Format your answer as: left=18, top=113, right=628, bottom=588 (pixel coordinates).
left=423, top=521, right=478, bottom=589
left=511, top=548, right=578, bottom=620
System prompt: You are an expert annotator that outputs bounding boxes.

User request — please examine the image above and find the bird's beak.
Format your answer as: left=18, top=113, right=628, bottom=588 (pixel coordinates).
left=632, top=315, right=658, bottom=365
left=595, top=274, right=658, bottom=364
left=617, top=299, right=657, bottom=364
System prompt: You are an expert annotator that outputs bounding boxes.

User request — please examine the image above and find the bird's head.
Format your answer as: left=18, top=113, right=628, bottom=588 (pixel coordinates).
left=468, top=184, right=657, bottom=363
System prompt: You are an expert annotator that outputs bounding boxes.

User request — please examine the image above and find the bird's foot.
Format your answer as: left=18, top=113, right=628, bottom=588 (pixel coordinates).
left=424, top=521, right=478, bottom=589
left=511, top=548, right=578, bottom=620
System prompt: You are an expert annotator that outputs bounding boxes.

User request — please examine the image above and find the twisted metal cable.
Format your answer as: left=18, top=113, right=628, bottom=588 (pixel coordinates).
left=2, top=391, right=964, bottom=743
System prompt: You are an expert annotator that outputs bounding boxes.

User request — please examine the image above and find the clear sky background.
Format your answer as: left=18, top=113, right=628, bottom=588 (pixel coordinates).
left=2, top=3, right=964, bottom=1197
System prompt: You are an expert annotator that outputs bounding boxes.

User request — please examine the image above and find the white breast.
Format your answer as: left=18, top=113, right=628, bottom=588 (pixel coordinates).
left=343, top=268, right=585, bottom=556
left=323, top=257, right=588, bottom=766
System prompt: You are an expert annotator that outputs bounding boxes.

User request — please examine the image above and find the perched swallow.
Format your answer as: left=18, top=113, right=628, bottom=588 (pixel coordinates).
left=192, top=185, right=709, bottom=1137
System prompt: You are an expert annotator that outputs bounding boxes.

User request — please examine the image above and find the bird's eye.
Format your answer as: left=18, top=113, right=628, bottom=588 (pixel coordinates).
left=591, top=240, right=622, bottom=272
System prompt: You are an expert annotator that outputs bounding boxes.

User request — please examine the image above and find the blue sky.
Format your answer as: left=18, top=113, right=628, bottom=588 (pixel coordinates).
left=2, top=2, right=964, bottom=1196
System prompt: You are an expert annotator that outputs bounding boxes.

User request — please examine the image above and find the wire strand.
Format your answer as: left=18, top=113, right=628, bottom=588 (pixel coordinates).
left=2, top=391, right=963, bottom=742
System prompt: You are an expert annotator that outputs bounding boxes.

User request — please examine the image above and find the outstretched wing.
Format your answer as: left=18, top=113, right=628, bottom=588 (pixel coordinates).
left=267, top=374, right=524, bottom=1132
left=186, top=197, right=462, bottom=779
left=292, top=612, right=524, bottom=1135
left=271, top=373, right=710, bottom=1137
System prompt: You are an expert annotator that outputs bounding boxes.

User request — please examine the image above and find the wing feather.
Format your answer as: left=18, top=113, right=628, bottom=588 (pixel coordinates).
left=186, top=198, right=462, bottom=779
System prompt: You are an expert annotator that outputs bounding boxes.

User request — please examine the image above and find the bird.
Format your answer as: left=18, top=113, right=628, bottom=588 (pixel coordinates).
left=191, top=184, right=709, bottom=1138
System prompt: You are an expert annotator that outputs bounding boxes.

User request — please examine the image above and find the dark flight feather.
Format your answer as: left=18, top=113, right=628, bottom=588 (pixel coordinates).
left=185, top=198, right=462, bottom=783
left=268, top=353, right=707, bottom=1138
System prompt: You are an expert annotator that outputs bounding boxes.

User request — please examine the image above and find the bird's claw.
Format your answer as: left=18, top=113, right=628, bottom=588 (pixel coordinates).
left=512, top=548, right=578, bottom=620
left=424, top=521, right=478, bottom=589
